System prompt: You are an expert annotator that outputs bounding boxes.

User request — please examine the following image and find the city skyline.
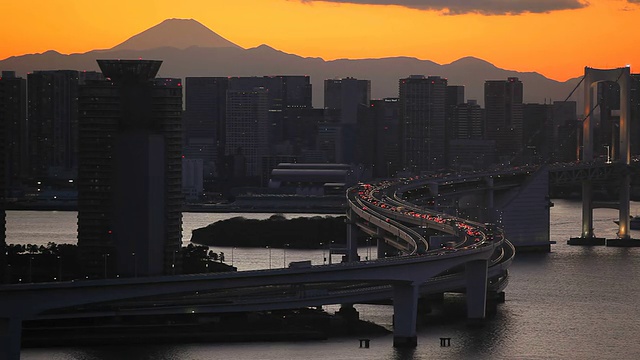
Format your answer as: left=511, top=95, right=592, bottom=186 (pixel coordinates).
left=2, top=0, right=639, bottom=82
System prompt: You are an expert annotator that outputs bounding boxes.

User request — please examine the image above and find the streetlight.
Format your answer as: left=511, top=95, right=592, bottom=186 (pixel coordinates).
left=132, top=252, right=137, bottom=277
left=57, top=255, right=62, bottom=281
left=320, top=243, right=325, bottom=265
left=231, top=247, right=234, bottom=266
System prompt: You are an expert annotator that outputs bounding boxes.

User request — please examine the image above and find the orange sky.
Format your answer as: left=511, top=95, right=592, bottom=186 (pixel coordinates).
left=1, top=0, right=639, bottom=81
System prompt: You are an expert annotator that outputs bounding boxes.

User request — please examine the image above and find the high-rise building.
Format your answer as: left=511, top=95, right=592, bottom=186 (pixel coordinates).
left=552, top=101, right=578, bottom=162
left=282, top=107, right=323, bottom=156
left=27, top=70, right=80, bottom=181
left=77, top=60, right=182, bottom=278
left=369, top=98, right=401, bottom=178
left=399, top=75, right=448, bottom=173
left=182, top=158, right=204, bottom=201
left=484, top=77, right=523, bottom=164
left=324, top=77, right=371, bottom=125
left=446, top=86, right=465, bottom=108
left=323, top=78, right=370, bottom=164
left=0, top=72, right=27, bottom=191
left=183, top=77, right=229, bottom=178
left=450, top=100, right=484, bottom=140
left=230, top=76, right=312, bottom=150
left=225, top=88, right=269, bottom=177
left=523, top=103, right=553, bottom=164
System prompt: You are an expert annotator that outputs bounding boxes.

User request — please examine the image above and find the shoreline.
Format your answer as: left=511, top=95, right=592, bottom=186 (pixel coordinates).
left=6, top=203, right=346, bottom=215
left=23, top=308, right=390, bottom=348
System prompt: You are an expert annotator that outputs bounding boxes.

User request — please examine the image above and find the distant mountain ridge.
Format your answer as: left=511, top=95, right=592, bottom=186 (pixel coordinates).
left=0, top=19, right=583, bottom=108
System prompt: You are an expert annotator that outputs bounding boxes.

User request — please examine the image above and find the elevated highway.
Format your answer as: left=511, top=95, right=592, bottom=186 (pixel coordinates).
left=0, top=170, right=518, bottom=359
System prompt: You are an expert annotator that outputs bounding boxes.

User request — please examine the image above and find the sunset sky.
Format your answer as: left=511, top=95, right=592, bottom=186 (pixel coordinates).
left=2, top=0, right=639, bottom=81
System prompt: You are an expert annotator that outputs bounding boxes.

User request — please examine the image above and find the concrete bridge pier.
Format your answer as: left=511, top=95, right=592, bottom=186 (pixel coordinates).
left=465, top=259, right=488, bottom=325
left=568, top=180, right=605, bottom=245
left=345, top=210, right=360, bottom=262
left=607, top=172, right=640, bottom=246
left=0, top=317, right=22, bottom=360
left=392, top=283, right=419, bottom=347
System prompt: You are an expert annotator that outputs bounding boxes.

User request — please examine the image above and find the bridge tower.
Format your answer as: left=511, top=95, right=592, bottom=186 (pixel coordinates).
left=573, top=66, right=634, bottom=245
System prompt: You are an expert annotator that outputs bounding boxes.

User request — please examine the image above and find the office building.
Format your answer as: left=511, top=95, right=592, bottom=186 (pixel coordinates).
left=484, top=77, right=523, bottom=164
left=182, top=158, right=204, bottom=201
left=183, top=77, right=229, bottom=178
left=225, top=88, right=269, bottom=177
left=369, top=98, right=402, bottom=178
left=523, top=103, right=553, bottom=164
left=0, top=71, right=27, bottom=191
left=399, top=75, right=447, bottom=173
left=229, top=76, right=312, bottom=150
left=324, top=77, right=371, bottom=124
left=27, top=70, right=80, bottom=181
left=552, top=101, right=578, bottom=162
left=77, top=60, right=182, bottom=278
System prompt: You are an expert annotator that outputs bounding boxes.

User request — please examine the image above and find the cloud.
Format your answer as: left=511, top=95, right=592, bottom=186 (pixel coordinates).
left=300, top=0, right=589, bottom=15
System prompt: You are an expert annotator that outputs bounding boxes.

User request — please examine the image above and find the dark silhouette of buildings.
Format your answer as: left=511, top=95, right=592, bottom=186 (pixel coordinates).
left=27, top=70, right=80, bottom=182
left=183, top=76, right=312, bottom=190
left=447, top=100, right=494, bottom=170
left=183, top=77, right=229, bottom=179
left=484, top=77, right=523, bottom=164
left=0, top=72, right=27, bottom=192
left=225, top=87, right=269, bottom=178
left=368, top=98, right=401, bottom=178
left=77, top=60, right=182, bottom=278
left=551, top=101, right=578, bottom=163
left=523, top=103, right=553, bottom=164
left=399, top=75, right=447, bottom=173
left=323, top=78, right=371, bottom=164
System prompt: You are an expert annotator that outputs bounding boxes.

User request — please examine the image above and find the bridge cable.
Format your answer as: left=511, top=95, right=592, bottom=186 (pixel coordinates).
left=507, top=75, right=585, bottom=166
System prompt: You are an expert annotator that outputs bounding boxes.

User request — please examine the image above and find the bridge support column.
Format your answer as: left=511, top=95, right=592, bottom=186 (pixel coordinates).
left=582, top=180, right=594, bottom=238
left=617, top=173, right=631, bottom=240
left=392, top=283, right=419, bottom=347
left=0, top=317, right=22, bottom=360
left=346, top=211, right=359, bottom=262
left=568, top=180, right=605, bottom=245
left=465, top=259, right=488, bottom=325
left=607, top=173, right=640, bottom=246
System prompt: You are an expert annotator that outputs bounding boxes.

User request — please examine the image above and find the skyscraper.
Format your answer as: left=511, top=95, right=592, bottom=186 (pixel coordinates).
left=523, top=103, right=553, bottom=164
left=230, top=76, right=312, bottom=150
left=0, top=71, right=27, bottom=191
left=27, top=70, right=80, bottom=181
left=399, top=75, right=447, bottom=173
left=77, top=60, right=182, bottom=278
left=552, top=101, right=578, bottom=162
left=484, top=77, right=523, bottom=164
left=369, top=98, right=401, bottom=178
left=225, top=88, right=269, bottom=177
left=324, top=77, right=371, bottom=124
left=183, top=77, right=229, bottom=178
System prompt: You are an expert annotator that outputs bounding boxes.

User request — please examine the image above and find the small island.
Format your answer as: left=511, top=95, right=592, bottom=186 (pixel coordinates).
left=190, top=214, right=353, bottom=248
